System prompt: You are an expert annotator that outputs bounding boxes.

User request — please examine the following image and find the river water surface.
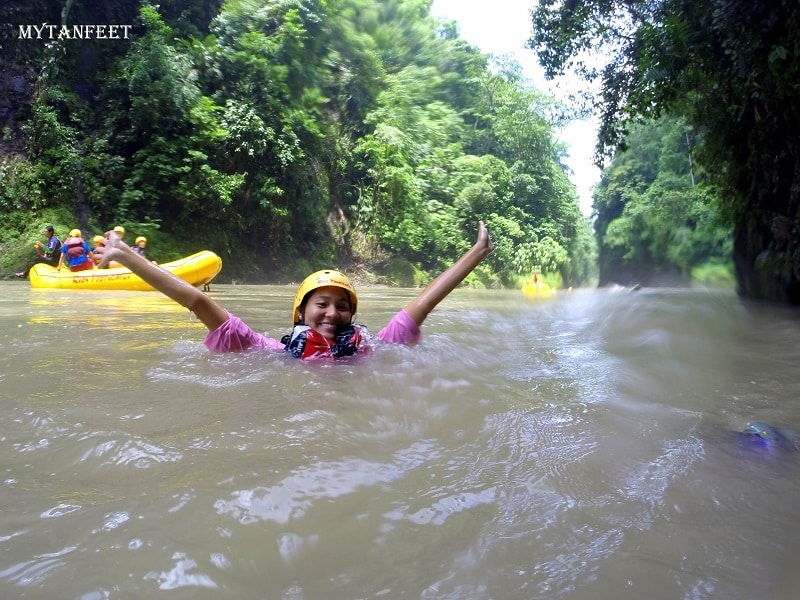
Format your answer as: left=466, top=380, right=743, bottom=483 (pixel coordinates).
left=1, top=282, right=800, bottom=600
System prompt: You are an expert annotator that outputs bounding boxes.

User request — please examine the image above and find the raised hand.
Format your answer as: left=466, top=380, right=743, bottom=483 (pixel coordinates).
left=95, top=231, right=126, bottom=268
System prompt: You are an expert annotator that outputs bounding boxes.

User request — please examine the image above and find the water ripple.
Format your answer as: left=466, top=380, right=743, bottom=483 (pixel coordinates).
left=385, top=487, right=498, bottom=525
left=0, top=545, right=75, bottom=587
left=215, top=440, right=440, bottom=525
left=78, top=434, right=183, bottom=468
left=143, top=552, right=218, bottom=590
left=40, top=504, right=82, bottom=519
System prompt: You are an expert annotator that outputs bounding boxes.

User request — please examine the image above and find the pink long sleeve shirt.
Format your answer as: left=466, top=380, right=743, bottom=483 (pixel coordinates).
left=204, top=309, right=421, bottom=355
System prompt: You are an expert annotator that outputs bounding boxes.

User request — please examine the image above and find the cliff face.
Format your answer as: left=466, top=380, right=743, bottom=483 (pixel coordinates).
left=731, top=107, right=800, bottom=305
left=0, top=68, right=32, bottom=156
left=734, top=208, right=800, bottom=305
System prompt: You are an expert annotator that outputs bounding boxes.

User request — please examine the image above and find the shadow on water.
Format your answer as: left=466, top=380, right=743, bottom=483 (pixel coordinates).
left=1, top=283, right=800, bottom=599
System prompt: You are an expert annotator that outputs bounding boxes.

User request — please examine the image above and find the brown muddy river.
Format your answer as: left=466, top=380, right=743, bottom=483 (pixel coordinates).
left=1, top=282, right=799, bottom=599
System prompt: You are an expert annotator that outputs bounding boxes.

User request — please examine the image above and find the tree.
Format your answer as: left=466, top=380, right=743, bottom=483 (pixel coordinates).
left=94, top=6, right=242, bottom=234
left=2, top=0, right=595, bottom=286
left=530, top=0, right=800, bottom=302
left=593, top=116, right=731, bottom=285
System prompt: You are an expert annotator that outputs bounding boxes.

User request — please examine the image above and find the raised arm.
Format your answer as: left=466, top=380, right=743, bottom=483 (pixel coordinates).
left=95, top=232, right=229, bottom=331
left=403, top=220, right=494, bottom=326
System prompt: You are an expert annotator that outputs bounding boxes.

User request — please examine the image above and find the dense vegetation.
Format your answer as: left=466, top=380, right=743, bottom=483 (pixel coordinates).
left=0, top=0, right=594, bottom=288
left=594, top=116, right=733, bottom=287
left=530, top=0, right=800, bottom=303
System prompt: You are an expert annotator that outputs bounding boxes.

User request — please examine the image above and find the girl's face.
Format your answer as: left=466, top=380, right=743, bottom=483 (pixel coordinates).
left=301, top=286, right=353, bottom=339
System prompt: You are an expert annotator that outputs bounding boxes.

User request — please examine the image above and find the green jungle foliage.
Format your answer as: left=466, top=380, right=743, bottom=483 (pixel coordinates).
left=530, top=0, right=800, bottom=303
left=0, top=0, right=595, bottom=287
left=593, top=116, right=733, bottom=287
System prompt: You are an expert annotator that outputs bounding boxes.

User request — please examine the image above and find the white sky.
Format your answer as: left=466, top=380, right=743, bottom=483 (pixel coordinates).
left=430, top=0, right=600, bottom=216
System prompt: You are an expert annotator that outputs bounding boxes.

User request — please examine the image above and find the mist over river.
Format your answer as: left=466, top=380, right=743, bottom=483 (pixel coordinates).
left=1, top=282, right=799, bottom=599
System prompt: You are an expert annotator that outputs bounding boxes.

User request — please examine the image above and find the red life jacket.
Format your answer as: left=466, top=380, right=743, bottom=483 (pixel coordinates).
left=283, top=325, right=365, bottom=359
left=64, top=236, right=87, bottom=259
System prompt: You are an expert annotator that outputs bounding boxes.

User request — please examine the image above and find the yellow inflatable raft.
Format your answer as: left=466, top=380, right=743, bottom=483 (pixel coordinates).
left=29, top=251, right=222, bottom=291
left=522, top=280, right=556, bottom=299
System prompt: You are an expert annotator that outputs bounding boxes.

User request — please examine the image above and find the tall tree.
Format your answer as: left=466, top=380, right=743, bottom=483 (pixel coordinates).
left=593, top=116, right=731, bottom=285
left=530, top=0, right=800, bottom=303
left=2, top=0, right=595, bottom=286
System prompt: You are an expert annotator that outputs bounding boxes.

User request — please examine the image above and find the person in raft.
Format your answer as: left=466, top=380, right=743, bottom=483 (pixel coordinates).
left=91, top=235, right=106, bottom=265
left=57, top=229, right=95, bottom=272
left=95, top=221, right=494, bottom=359
left=15, top=224, right=62, bottom=278
left=132, top=236, right=147, bottom=256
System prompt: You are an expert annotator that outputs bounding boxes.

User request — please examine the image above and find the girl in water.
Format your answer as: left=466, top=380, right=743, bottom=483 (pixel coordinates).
left=95, top=221, right=494, bottom=359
